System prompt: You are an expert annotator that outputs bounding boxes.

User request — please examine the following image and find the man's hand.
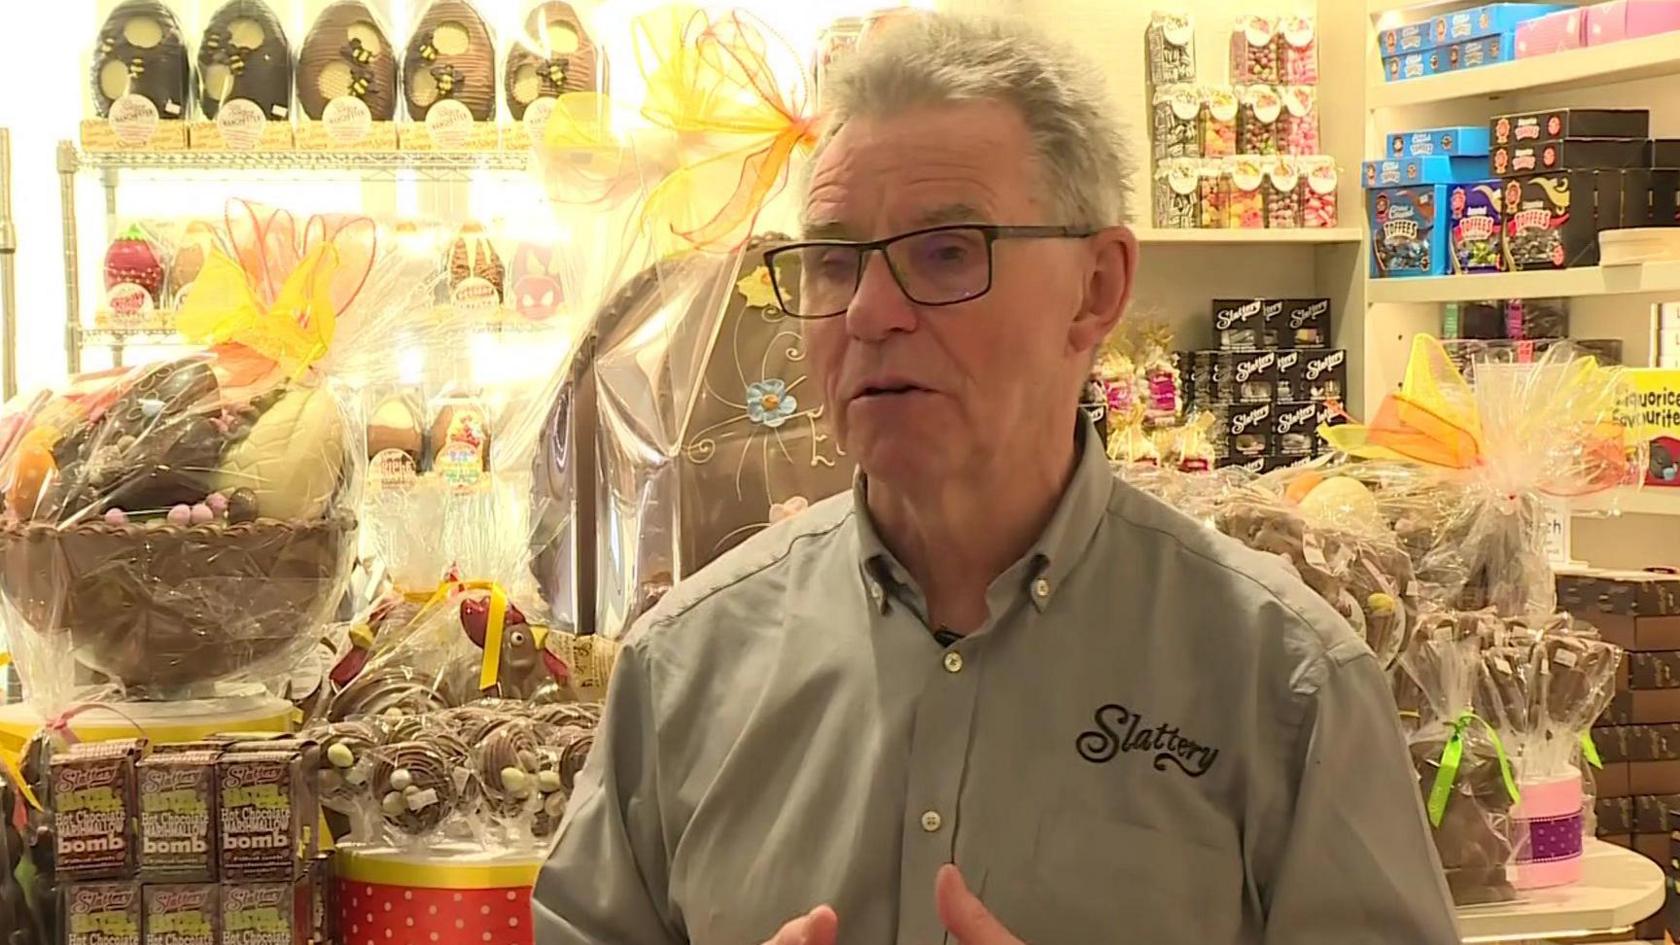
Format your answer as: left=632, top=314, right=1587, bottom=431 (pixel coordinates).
left=937, top=864, right=1025, bottom=945
left=763, top=905, right=838, bottom=945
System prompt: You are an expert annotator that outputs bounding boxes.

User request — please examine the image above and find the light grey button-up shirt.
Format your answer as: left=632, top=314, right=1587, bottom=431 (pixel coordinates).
left=534, top=422, right=1459, bottom=945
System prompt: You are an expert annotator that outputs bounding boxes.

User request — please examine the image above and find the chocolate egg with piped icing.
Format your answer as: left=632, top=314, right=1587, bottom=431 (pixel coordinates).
left=90, top=0, right=191, bottom=120
left=503, top=1, right=603, bottom=121
left=197, top=0, right=293, bottom=120
left=297, top=0, right=399, bottom=121
left=403, top=0, right=497, bottom=122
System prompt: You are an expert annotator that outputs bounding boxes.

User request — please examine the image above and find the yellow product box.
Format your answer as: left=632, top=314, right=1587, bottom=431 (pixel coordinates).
left=295, top=119, right=399, bottom=151
left=190, top=119, right=294, bottom=151
left=1626, top=369, right=1680, bottom=487
left=80, top=118, right=189, bottom=152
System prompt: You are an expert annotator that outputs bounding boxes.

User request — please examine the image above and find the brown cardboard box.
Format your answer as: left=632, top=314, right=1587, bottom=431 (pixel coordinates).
left=1558, top=568, right=1680, bottom=617
left=1598, top=761, right=1633, bottom=797
left=1630, top=759, right=1680, bottom=795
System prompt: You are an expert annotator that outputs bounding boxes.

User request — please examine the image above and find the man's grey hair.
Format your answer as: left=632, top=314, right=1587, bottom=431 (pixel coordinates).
left=811, top=13, right=1133, bottom=229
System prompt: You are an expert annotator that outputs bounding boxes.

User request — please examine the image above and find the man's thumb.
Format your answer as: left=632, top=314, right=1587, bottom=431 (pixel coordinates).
left=936, top=864, right=1010, bottom=944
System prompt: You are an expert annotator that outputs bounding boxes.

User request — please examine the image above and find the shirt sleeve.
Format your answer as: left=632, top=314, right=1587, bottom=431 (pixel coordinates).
left=532, top=639, right=684, bottom=945
left=1262, top=647, right=1460, bottom=945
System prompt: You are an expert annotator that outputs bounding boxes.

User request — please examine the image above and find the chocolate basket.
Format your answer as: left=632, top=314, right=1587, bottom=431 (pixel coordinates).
left=0, top=510, right=356, bottom=691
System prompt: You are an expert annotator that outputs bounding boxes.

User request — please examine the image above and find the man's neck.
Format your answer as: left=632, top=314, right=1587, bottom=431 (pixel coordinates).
left=867, top=429, right=1080, bottom=634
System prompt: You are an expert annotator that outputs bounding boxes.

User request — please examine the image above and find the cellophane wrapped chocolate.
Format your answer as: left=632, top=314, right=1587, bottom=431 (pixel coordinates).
left=1145, top=12, right=1196, bottom=86
left=1322, top=337, right=1642, bottom=618
left=1400, top=618, right=1521, bottom=905
left=0, top=202, right=436, bottom=708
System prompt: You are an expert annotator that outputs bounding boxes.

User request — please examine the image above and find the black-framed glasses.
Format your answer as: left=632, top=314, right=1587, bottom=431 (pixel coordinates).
left=764, top=224, right=1096, bottom=320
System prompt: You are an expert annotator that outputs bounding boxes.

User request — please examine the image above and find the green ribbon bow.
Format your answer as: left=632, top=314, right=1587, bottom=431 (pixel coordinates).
left=1426, top=711, right=1521, bottom=829
left=1580, top=731, right=1603, bottom=770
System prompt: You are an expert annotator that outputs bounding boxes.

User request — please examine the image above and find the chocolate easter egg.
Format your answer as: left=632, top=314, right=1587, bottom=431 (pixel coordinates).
left=447, top=223, right=504, bottom=307
left=504, top=1, right=603, bottom=120
left=509, top=241, right=563, bottom=321
left=403, top=0, right=497, bottom=122
left=197, top=0, right=293, bottom=120
left=90, top=0, right=190, bottom=120
left=297, top=1, right=398, bottom=121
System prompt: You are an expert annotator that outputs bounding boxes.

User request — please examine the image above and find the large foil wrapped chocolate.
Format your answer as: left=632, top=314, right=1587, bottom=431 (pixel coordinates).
left=90, top=0, right=190, bottom=120
left=197, top=0, right=293, bottom=121
left=403, top=0, right=497, bottom=121
left=297, top=1, right=399, bottom=121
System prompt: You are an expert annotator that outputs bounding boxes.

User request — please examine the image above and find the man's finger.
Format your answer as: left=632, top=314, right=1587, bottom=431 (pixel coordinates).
left=936, top=864, right=1018, bottom=945
left=765, top=905, right=839, bottom=945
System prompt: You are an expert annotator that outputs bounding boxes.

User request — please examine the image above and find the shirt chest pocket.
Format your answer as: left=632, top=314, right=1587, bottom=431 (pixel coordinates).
left=983, top=812, right=1245, bottom=944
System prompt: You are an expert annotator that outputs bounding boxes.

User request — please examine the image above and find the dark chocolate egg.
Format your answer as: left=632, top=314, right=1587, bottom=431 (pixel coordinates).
left=197, top=0, right=293, bottom=120
left=90, top=0, right=191, bottom=120
left=403, top=0, right=497, bottom=122
left=297, top=1, right=398, bottom=121
left=503, top=1, right=604, bottom=120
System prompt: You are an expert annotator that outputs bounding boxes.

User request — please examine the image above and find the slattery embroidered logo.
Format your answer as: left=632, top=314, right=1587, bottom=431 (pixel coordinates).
left=1077, top=704, right=1219, bottom=778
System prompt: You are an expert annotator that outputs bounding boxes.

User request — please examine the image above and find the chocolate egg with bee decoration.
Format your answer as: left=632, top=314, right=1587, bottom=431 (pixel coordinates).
left=403, top=0, right=497, bottom=122
left=504, top=1, right=604, bottom=121
left=197, top=0, right=293, bottom=120
left=297, top=0, right=399, bottom=121
left=90, top=0, right=191, bottom=120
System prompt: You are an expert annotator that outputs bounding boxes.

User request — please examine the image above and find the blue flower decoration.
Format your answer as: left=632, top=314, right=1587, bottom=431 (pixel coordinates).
left=746, top=378, right=797, bottom=429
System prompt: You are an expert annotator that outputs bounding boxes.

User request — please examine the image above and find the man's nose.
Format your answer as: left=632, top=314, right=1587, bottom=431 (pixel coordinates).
left=845, top=253, right=918, bottom=341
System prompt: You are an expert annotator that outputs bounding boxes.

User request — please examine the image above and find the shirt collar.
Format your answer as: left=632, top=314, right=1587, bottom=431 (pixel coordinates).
left=852, top=416, right=1113, bottom=615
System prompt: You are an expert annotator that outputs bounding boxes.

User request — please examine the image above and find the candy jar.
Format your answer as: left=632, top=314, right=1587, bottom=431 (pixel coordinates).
left=1227, top=156, right=1266, bottom=229
left=1153, top=159, right=1200, bottom=229
left=1146, top=12, right=1196, bottom=86
left=1237, top=85, right=1281, bottom=155
left=1200, top=86, right=1238, bottom=158
left=1197, top=159, right=1229, bottom=229
left=1151, top=84, right=1202, bottom=161
left=1230, top=15, right=1280, bottom=84
left=1264, top=157, right=1302, bottom=229
left=1301, top=156, right=1340, bottom=229
left=1280, top=86, right=1319, bottom=155
left=1279, top=16, right=1318, bottom=85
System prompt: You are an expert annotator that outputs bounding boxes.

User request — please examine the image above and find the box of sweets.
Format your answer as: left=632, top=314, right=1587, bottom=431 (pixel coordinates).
left=1435, top=4, right=1571, bottom=44
left=1492, top=138, right=1652, bottom=176
left=1449, top=181, right=1506, bottom=273
left=1500, top=173, right=1601, bottom=269
left=1492, top=108, right=1651, bottom=146
left=1388, top=126, right=1493, bottom=158
left=1363, top=156, right=1492, bottom=187
left=1369, top=185, right=1450, bottom=277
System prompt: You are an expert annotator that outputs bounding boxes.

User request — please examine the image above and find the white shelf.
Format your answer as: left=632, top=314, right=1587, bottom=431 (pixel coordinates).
left=1370, top=32, right=1680, bottom=109
left=1454, top=840, right=1665, bottom=943
left=1134, top=227, right=1364, bottom=245
left=1572, top=486, right=1680, bottom=517
left=1367, top=261, right=1680, bottom=304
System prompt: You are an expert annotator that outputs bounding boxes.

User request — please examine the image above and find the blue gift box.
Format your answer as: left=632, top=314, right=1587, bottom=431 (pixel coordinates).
left=1448, top=181, right=1506, bottom=274
left=1455, top=31, right=1518, bottom=69
left=1387, top=126, right=1493, bottom=158
left=1369, top=185, right=1450, bottom=278
left=1433, top=4, right=1568, bottom=44
left=1362, top=156, right=1491, bottom=188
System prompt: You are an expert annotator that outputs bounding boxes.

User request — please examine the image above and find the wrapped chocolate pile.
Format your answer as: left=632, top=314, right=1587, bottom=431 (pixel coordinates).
left=1398, top=611, right=1620, bottom=903
left=0, top=202, right=436, bottom=708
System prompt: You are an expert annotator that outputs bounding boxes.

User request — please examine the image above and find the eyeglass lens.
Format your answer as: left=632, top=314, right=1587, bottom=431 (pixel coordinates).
left=773, top=227, right=992, bottom=317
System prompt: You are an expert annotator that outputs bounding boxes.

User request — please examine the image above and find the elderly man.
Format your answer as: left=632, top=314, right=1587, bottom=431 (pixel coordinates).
left=535, top=13, right=1458, bottom=945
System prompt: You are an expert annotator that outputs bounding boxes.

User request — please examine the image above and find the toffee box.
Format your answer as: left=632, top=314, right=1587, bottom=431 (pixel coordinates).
left=1388, top=126, right=1493, bottom=158
left=1369, top=185, right=1451, bottom=277
left=1492, top=108, right=1652, bottom=147
left=1491, top=139, right=1652, bottom=176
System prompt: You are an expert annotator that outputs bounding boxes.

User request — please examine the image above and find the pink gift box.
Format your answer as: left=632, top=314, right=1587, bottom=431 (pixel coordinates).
left=1518, top=8, right=1587, bottom=56
left=1588, top=0, right=1680, bottom=44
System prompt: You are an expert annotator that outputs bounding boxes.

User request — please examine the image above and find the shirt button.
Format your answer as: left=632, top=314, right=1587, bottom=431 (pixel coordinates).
left=1032, top=577, right=1052, bottom=601
left=943, top=651, right=964, bottom=674
left=920, top=810, right=943, bottom=833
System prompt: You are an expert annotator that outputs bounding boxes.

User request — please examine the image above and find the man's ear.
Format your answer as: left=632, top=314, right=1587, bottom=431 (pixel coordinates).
left=1068, top=225, right=1136, bottom=355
